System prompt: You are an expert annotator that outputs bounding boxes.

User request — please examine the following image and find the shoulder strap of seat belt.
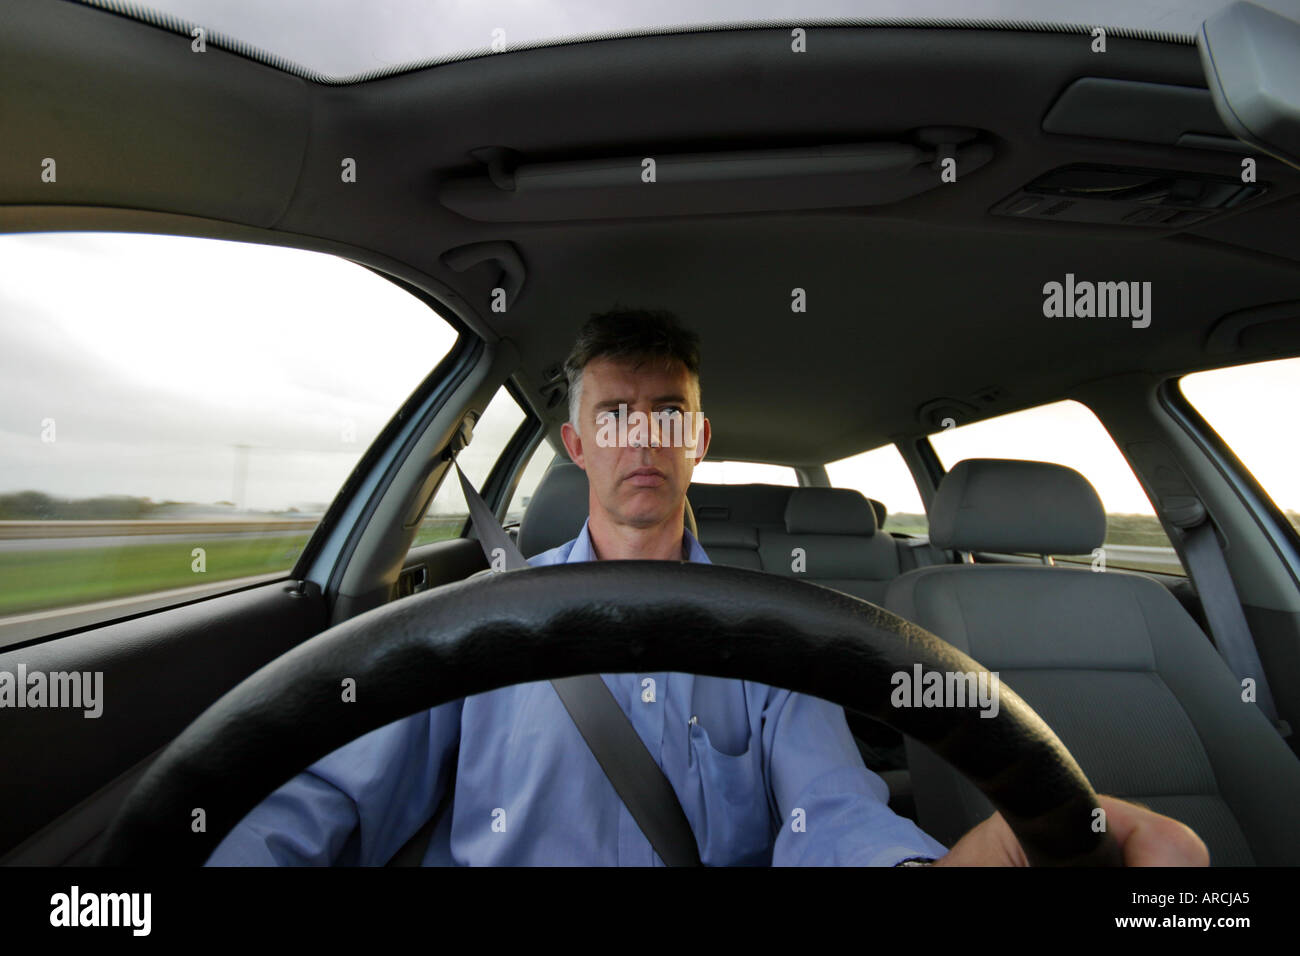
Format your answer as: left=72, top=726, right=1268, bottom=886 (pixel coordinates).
left=1173, top=504, right=1290, bottom=739
left=449, top=460, right=702, bottom=866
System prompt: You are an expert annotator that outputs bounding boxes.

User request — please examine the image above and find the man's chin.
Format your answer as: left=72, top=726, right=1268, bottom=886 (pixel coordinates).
left=612, top=498, right=680, bottom=530
left=617, top=510, right=678, bottom=530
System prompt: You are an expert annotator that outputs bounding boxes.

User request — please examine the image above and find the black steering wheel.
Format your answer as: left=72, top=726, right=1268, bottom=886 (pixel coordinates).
left=96, top=561, right=1123, bottom=866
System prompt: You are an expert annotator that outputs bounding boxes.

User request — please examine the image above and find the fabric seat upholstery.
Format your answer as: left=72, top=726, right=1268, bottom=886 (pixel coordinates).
left=884, top=458, right=1300, bottom=864
left=758, top=487, right=904, bottom=604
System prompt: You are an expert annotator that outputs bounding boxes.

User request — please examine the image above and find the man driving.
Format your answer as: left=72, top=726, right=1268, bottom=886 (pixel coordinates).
left=207, top=309, right=1207, bottom=866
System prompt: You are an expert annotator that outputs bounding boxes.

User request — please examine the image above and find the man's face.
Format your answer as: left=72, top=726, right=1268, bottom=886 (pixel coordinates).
left=561, top=355, right=711, bottom=531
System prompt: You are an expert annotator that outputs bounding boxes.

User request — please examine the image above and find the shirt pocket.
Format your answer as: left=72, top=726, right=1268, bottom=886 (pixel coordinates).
left=685, top=719, right=773, bottom=866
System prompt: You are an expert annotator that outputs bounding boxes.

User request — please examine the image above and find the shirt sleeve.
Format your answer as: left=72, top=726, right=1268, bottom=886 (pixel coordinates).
left=205, top=698, right=463, bottom=866
left=762, top=688, right=949, bottom=866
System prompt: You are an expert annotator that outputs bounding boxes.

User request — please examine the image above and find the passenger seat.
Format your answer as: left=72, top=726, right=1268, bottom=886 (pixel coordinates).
left=884, top=458, right=1300, bottom=864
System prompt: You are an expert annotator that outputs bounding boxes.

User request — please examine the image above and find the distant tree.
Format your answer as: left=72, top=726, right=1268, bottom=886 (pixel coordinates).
left=0, top=491, right=167, bottom=520
left=0, top=490, right=57, bottom=519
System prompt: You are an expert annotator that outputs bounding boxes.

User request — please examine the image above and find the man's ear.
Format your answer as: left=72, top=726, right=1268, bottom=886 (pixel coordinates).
left=688, top=414, right=711, bottom=466
left=561, top=421, right=585, bottom=469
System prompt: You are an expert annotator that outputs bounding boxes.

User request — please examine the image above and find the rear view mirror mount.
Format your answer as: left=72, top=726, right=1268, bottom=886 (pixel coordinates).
left=1198, top=1, right=1300, bottom=171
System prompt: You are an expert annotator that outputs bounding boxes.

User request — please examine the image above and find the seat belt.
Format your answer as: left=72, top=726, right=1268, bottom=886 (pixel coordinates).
left=447, top=459, right=703, bottom=866
left=1167, top=497, right=1290, bottom=738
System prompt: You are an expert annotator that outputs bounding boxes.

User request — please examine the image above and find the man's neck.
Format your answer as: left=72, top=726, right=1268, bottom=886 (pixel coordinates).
left=587, top=509, right=686, bottom=561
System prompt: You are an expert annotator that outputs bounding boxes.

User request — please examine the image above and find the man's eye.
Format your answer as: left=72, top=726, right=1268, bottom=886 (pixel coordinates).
left=659, top=407, right=684, bottom=417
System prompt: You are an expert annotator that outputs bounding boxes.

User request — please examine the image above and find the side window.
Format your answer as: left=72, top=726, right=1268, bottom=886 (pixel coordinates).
left=825, top=443, right=929, bottom=535
left=410, top=385, right=527, bottom=547
left=928, top=400, right=1183, bottom=575
left=0, top=232, right=457, bottom=647
left=691, top=461, right=798, bottom=485
left=504, top=445, right=558, bottom=527
left=1179, top=357, right=1300, bottom=536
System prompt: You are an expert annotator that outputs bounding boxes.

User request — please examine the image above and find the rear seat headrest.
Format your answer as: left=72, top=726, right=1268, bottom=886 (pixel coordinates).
left=929, top=458, right=1106, bottom=555
left=783, top=487, right=878, bottom=536
left=867, top=498, right=887, bottom=529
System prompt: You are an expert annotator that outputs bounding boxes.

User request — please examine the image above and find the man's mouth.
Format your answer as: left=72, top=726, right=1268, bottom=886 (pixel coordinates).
left=623, top=467, right=666, bottom=487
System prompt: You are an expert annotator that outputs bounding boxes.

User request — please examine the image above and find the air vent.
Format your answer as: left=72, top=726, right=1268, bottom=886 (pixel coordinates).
left=991, top=164, right=1267, bottom=228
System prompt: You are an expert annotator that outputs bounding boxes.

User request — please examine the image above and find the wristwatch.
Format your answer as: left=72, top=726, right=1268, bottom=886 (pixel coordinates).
left=894, top=856, right=936, bottom=866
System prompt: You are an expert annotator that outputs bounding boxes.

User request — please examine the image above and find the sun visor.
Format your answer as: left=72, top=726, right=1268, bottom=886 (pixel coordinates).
left=1041, top=77, right=1249, bottom=154
left=438, top=129, right=992, bottom=221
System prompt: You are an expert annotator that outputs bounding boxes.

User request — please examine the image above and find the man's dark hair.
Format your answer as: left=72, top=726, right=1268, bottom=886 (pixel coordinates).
left=563, top=309, right=702, bottom=425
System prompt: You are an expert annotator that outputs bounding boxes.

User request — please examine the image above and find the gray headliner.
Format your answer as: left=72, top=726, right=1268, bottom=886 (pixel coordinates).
left=3, top=0, right=1298, bottom=465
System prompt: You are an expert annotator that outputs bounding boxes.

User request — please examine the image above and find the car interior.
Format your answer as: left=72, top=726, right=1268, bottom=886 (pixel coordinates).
left=2, top=0, right=1299, bottom=866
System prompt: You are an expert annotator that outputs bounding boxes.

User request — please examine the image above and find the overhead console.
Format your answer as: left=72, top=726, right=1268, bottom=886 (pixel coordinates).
left=438, top=127, right=993, bottom=222
left=991, top=163, right=1268, bottom=228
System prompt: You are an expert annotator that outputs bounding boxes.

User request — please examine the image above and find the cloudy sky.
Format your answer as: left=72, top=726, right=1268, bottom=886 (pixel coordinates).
left=100, top=0, right=1298, bottom=79
left=0, top=232, right=474, bottom=512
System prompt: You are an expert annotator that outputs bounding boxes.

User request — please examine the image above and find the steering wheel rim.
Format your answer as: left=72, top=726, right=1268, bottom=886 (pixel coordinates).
left=96, top=561, right=1123, bottom=866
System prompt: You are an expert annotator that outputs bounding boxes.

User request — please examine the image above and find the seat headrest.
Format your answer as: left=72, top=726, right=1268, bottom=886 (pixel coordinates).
left=929, top=458, right=1106, bottom=555
left=866, top=498, right=887, bottom=529
left=516, top=455, right=698, bottom=557
left=783, top=487, right=878, bottom=536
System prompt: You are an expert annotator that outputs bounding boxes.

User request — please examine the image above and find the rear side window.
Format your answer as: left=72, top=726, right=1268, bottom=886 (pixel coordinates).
left=692, top=461, right=797, bottom=485
left=505, top=446, right=558, bottom=526
left=409, top=384, right=528, bottom=547
left=1180, top=357, right=1300, bottom=536
left=826, top=443, right=928, bottom=535
left=0, top=232, right=456, bottom=646
left=928, top=400, right=1182, bottom=575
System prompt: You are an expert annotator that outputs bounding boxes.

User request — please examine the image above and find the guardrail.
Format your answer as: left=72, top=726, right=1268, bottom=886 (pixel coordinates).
left=0, top=518, right=477, bottom=539
left=0, top=519, right=322, bottom=539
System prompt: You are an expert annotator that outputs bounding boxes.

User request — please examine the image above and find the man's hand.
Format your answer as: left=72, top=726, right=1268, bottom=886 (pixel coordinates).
left=933, top=795, right=1209, bottom=866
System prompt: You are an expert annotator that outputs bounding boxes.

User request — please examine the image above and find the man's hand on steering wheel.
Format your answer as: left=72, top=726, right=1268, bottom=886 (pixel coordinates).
left=936, top=794, right=1210, bottom=866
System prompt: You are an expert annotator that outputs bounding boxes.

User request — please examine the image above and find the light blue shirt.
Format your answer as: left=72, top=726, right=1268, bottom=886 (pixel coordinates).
left=206, top=518, right=949, bottom=866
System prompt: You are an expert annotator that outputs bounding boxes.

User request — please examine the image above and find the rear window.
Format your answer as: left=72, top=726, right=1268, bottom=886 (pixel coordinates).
left=0, top=231, right=456, bottom=646
left=826, top=443, right=928, bottom=535
left=691, top=461, right=797, bottom=485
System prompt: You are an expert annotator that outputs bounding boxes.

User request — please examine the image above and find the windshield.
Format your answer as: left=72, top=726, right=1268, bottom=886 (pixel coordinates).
left=70, top=0, right=1300, bottom=82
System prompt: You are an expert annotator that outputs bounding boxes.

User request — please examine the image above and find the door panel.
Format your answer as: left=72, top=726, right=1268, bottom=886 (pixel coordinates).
left=0, top=579, right=327, bottom=859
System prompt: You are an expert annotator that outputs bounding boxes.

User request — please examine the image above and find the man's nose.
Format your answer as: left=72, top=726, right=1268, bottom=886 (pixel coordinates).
left=625, top=408, right=661, bottom=449
left=648, top=410, right=663, bottom=448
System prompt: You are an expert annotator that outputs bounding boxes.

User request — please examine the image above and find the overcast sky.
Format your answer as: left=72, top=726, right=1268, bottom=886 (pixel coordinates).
left=0, top=232, right=470, bottom=512
left=113, top=0, right=1299, bottom=79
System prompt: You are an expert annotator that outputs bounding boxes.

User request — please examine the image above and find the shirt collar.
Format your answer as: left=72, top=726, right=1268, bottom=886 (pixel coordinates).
left=568, top=516, right=712, bottom=565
